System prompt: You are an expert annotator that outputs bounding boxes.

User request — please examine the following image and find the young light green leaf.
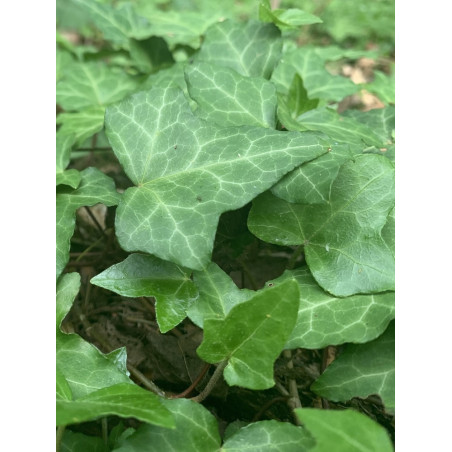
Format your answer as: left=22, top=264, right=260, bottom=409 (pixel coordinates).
left=56, top=167, right=121, bottom=278
left=57, top=383, right=175, bottom=428
left=248, top=155, right=395, bottom=296
left=187, top=262, right=254, bottom=328
left=266, top=268, right=395, bottom=349
left=271, top=47, right=360, bottom=101
left=197, top=279, right=300, bottom=389
left=195, top=19, right=282, bottom=79
left=295, top=408, right=394, bottom=452
left=222, top=420, right=314, bottom=451
left=105, top=86, right=328, bottom=270
left=311, top=321, right=395, bottom=413
left=112, top=398, right=221, bottom=452
left=60, top=430, right=106, bottom=452
left=259, top=0, right=322, bottom=30
left=56, top=107, right=106, bottom=147
left=76, top=0, right=153, bottom=48
left=56, top=61, right=140, bottom=111
left=56, top=131, right=80, bottom=188
left=185, top=62, right=277, bottom=128
left=90, top=253, right=198, bottom=333
left=57, top=273, right=131, bottom=399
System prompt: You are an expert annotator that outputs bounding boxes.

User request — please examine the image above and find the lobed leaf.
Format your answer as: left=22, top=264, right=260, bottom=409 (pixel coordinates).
left=197, top=279, right=300, bottom=389
left=266, top=268, right=395, bottom=349
left=295, top=408, right=394, bottom=451
left=185, top=62, right=277, bottom=128
left=90, top=253, right=198, bottom=333
left=248, top=155, right=395, bottom=296
left=311, top=321, right=395, bottom=413
left=112, top=398, right=221, bottom=452
left=57, top=383, right=175, bottom=428
left=222, top=420, right=314, bottom=451
left=105, top=86, right=328, bottom=270
left=195, top=19, right=282, bottom=79
left=56, top=168, right=121, bottom=278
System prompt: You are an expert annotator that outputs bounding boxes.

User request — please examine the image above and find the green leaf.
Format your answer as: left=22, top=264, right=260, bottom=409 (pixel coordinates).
left=195, top=19, right=282, bottom=79
left=286, top=74, right=319, bottom=118
left=197, top=279, right=300, bottom=389
left=90, top=253, right=198, bottom=333
left=365, top=70, right=395, bottom=105
left=128, top=36, right=174, bottom=73
left=76, top=0, right=153, bottom=48
left=56, top=367, right=73, bottom=401
left=295, top=408, right=394, bottom=452
left=105, top=86, right=327, bottom=270
left=56, top=273, right=131, bottom=399
left=311, top=321, right=395, bottom=413
left=187, top=262, right=254, bottom=328
left=185, top=62, right=277, bottom=128
left=271, top=47, right=360, bottom=101
left=60, top=430, right=106, bottom=452
left=222, top=420, right=314, bottom=451
left=248, top=155, right=395, bottom=296
left=56, top=61, right=139, bottom=111
left=259, top=0, right=322, bottom=30
left=56, top=167, right=121, bottom=278
left=112, top=398, right=221, bottom=452
left=56, top=107, right=106, bottom=147
left=56, top=131, right=80, bottom=188
left=57, top=383, right=175, bottom=427
left=267, top=268, right=395, bottom=349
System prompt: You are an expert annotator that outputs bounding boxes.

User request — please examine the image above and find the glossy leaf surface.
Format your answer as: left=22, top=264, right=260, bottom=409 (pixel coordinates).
left=295, top=408, right=394, bottom=451
left=311, top=321, right=395, bottom=413
left=91, top=253, right=198, bottom=333
left=248, top=155, right=395, bottom=296
left=197, top=279, right=300, bottom=389
left=105, top=86, right=327, bottom=270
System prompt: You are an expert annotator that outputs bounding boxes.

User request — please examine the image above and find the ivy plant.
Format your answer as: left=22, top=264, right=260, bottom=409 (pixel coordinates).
left=56, top=0, right=395, bottom=450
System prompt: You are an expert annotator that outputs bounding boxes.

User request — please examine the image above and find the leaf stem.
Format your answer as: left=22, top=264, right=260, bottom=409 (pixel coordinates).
left=56, top=425, right=66, bottom=452
left=283, top=349, right=302, bottom=425
left=127, top=364, right=167, bottom=398
left=170, top=363, right=211, bottom=399
left=190, top=360, right=227, bottom=403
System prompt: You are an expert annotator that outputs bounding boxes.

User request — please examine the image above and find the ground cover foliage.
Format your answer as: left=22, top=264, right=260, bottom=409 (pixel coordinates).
left=56, top=0, right=395, bottom=450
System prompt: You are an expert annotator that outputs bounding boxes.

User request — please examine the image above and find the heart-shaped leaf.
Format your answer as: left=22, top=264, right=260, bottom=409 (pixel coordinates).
left=56, top=167, right=121, bottom=278
left=266, top=268, right=395, bottom=349
left=105, top=86, right=328, bottom=270
left=90, top=253, right=198, bottom=333
left=311, top=321, right=395, bottom=413
left=197, top=279, right=300, bottom=389
left=248, top=154, right=395, bottom=296
left=295, top=408, right=393, bottom=451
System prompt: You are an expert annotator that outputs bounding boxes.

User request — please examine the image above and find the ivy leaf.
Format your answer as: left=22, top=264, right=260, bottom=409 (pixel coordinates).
left=187, top=262, right=254, bottom=328
left=365, top=70, right=395, bottom=105
left=90, top=253, right=198, bottom=333
left=266, top=268, right=395, bottom=349
left=197, top=279, right=300, bottom=389
left=56, top=367, right=73, bottom=402
left=57, top=383, right=175, bottom=428
left=311, top=321, right=395, bottom=413
left=248, top=155, right=395, bottom=296
left=105, top=86, right=328, bottom=270
left=185, top=62, right=277, bottom=128
left=56, top=167, right=121, bottom=278
left=271, top=47, right=360, bottom=101
left=60, top=430, right=106, bottom=452
left=56, top=131, right=80, bottom=188
left=295, top=408, right=394, bottom=452
left=56, top=61, right=140, bottom=111
left=128, top=36, right=174, bottom=73
left=222, top=420, right=314, bottom=451
left=259, top=0, right=322, bottom=30
left=56, top=273, right=131, bottom=399
left=56, top=107, right=106, bottom=147
left=112, top=398, right=221, bottom=452
left=195, top=19, right=282, bottom=79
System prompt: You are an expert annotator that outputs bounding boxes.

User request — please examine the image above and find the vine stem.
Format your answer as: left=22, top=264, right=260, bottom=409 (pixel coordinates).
left=190, top=360, right=227, bottom=403
left=283, top=350, right=303, bottom=426
left=56, top=425, right=66, bottom=452
left=171, top=363, right=211, bottom=399
left=127, top=364, right=167, bottom=398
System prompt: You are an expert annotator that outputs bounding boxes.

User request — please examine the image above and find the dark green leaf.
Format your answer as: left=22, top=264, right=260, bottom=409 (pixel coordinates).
left=311, top=321, right=395, bottom=413
left=105, top=86, right=327, bottom=270
left=90, top=253, right=198, bottom=333
left=60, top=430, right=106, bottom=452
left=197, top=279, right=300, bottom=389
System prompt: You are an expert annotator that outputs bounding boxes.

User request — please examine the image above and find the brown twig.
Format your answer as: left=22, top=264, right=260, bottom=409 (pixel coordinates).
left=171, top=363, right=211, bottom=399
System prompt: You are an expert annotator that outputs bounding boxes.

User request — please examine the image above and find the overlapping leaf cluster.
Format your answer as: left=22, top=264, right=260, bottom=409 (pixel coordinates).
left=56, top=0, right=395, bottom=450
